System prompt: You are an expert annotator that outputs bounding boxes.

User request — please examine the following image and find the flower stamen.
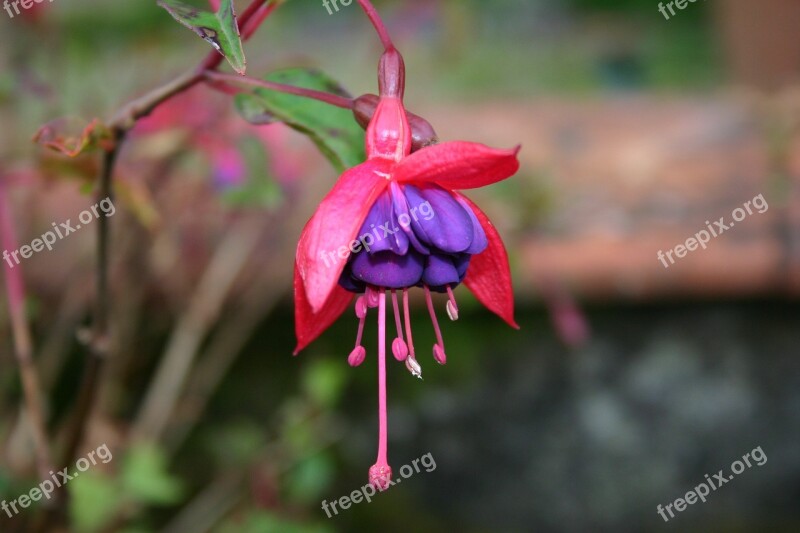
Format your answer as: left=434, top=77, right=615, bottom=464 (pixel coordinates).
left=445, top=285, right=459, bottom=321
left=349, top=296, right=368, bottom=367
left=390, top=289, right=409, bottom=361
left=402, top=288, right=422, bottom=378
left=424, top=285, right=447, bottom=365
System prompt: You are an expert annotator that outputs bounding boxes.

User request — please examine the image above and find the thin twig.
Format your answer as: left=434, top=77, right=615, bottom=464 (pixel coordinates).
left=59, top=134, right=123, bottom=469
left=0, top=183, right=55, bottom=486
left=59, top=0, right=278, bottom=463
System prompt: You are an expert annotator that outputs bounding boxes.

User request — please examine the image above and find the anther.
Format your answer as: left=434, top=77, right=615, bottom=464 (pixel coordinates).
left=405, top=356, right=422, bottom=379
left=348, top=346, right=367, bottom=367
left=445, top=285, right=459, bottom=321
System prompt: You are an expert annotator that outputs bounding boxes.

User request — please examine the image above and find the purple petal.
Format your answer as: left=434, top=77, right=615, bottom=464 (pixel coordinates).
left=403, top=185, right=474, bottom=254
left=456, top=196, right=488, bottom=254
left=338, top=262, right=366, bottom=292
left=358, top=192, right=409, bottom=256
left=350, top=250, right=424, bottom=289
left=390, top=181, right=430, bottom=255
left=422, top=253, right=461, bottom=287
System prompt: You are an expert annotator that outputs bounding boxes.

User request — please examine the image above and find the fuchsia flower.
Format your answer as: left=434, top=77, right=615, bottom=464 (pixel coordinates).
left=293, top=46, right=520, bottom=489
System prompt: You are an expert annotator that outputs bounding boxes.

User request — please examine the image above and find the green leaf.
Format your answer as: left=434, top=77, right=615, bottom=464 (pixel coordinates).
left=217, top=510, right=333, bottom=533
left=285, top=453, right=335, bottom=503
left=158, top=0, right=246, bottom=74
left=120, top=444, right=184, bottom=506
left=234, top=94, right=278, bottom=125
left=69, top=473, right=122, bottom=533
left=233, top=68, right=366, bottom=172
left=206, top=421, right=267, bottom=467
left=301, top=358, right=347, bottom=408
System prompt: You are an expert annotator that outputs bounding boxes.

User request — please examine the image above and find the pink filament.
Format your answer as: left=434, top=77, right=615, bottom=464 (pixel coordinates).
left=354, top=300, right=367, bottom=348
left=366, top=286, right=380, bottom=308
left=445, top=286, right=457, bottom=309
left=424, top=285, right=445, bottom=351
left=390, top=290, right=404, bottom=341
left=402, top=288, right=416, bottom=359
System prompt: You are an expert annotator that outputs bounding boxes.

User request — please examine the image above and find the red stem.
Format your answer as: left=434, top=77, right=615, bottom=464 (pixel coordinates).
left=203, top=71, right=355, bottom=109
left=242, top=1, right=279, bottom=41
left=357, top=0, right=395, bottom=51
left=111, top=0, right=273, bottom=131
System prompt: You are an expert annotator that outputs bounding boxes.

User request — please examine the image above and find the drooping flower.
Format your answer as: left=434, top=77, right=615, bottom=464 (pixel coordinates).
left=293, top=48, right=520, bottom=489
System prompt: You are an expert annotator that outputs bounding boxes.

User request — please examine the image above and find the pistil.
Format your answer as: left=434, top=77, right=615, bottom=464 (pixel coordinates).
left=369, top=289, right=392, bottom=489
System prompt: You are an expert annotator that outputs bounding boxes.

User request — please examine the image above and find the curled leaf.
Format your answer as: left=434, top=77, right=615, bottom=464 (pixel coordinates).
left=158, top=0, right=246, bottom=74
left=33, top=117, right=112, bottom=158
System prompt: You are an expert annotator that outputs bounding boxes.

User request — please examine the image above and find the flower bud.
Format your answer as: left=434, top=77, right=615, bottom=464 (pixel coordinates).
left=378, top=49, right=405, bottom=99
left=353, top=94, right=439, bottom=153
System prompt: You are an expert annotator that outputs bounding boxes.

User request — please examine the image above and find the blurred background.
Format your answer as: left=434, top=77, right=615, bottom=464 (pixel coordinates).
left=1, top=0, right=799, bottom=531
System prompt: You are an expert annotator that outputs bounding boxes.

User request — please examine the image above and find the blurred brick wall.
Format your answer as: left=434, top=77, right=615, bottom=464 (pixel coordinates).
left=714, top=0, right=800, bottom=89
